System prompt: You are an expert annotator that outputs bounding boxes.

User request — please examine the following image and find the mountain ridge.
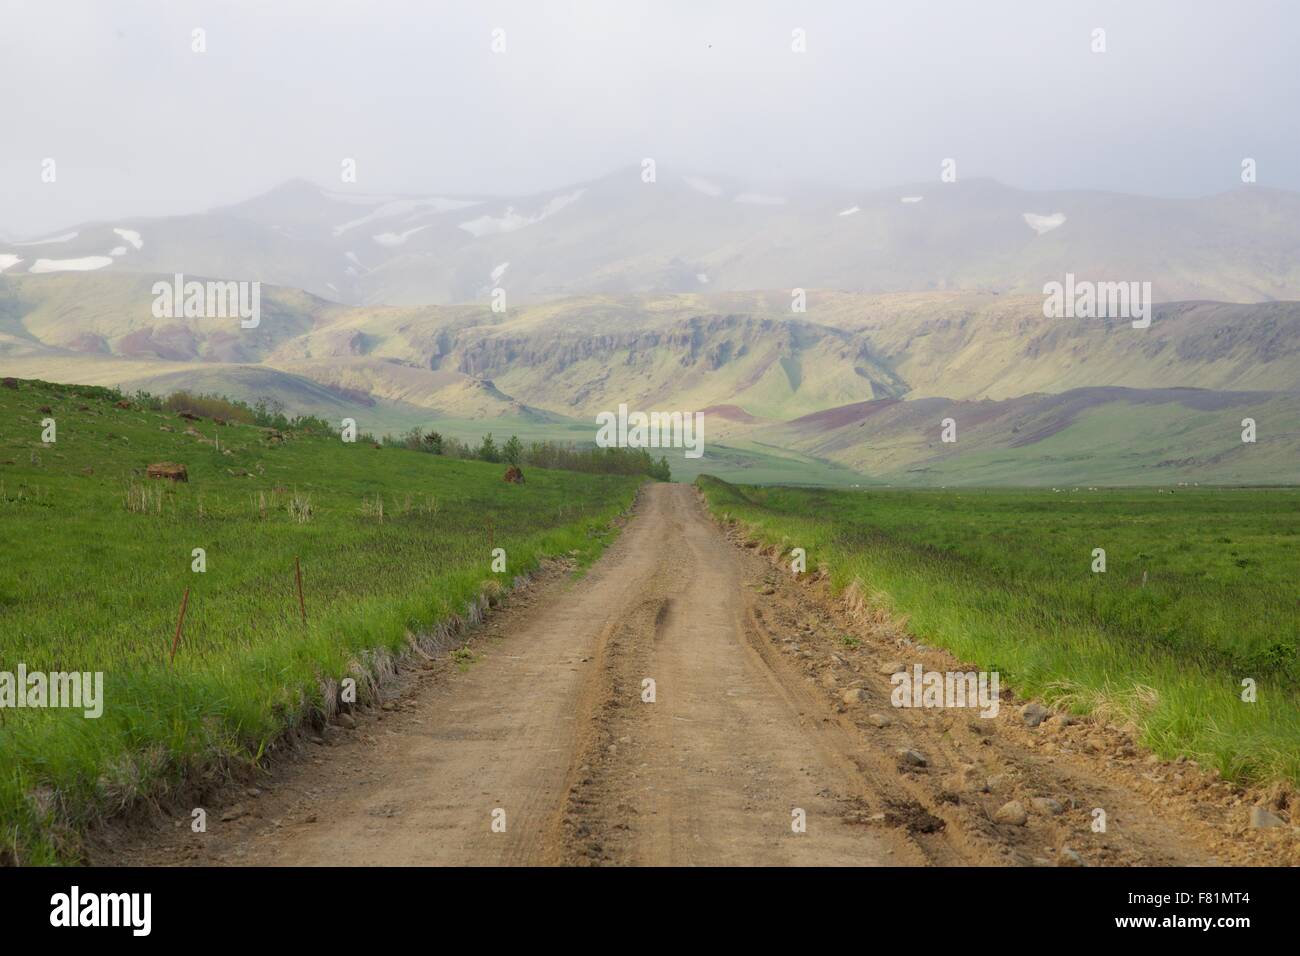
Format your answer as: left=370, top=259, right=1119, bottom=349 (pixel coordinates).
left=3, top=171, right=1298, bottom=306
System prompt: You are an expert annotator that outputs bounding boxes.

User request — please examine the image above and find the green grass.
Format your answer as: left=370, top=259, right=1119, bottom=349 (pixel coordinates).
left=697, top=475, right=1300, bottom=789
left=0, top=379, right=642, bottom=864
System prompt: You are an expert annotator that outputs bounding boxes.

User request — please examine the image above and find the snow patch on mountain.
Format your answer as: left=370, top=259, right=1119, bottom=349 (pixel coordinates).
left=29, top=256, right=114, bottom=273
left=491, top=262, right=510, bottom=283
left=1023, top=212, right=1067, bottom=235
left=113, top=227, right=143, bottom=250
left=372, top=224, right=432, bottom=247
left=0, top=254, right=22, bottom=273
left=901, top=196, right=924, bottom=203
left=838, top=206, right=861, bottom=217
left=458, top=190, right=584, bottom=237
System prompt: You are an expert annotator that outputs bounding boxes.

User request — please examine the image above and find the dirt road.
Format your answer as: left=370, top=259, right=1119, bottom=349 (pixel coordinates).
left=100, top=484, right=1290, bottom=867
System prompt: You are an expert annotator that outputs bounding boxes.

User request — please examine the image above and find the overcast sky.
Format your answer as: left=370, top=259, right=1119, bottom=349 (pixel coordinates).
left=2, top=0, right=1297, bottom=236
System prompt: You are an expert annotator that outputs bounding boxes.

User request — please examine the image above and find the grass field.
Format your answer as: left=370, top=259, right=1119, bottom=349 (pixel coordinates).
left=697, top=476, right=1300, bottom=789
left=0, top=379, right=643, bottom=864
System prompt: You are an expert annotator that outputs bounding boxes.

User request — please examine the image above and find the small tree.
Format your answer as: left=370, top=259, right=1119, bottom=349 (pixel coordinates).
left=477, top=432, right=500, bottom=463
left=424, top=430, right=444, bottom=455
left=502, top=435, right=522, bottom=466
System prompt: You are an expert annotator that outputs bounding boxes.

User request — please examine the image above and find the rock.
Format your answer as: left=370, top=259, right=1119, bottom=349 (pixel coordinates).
left=867, top=713, right=890, bottom=728
left=820, top=671, right=838, bottom=688
left=994, top=801, right=1028, bottom=826
left=38, top=405, right=53, bottom=414
left=337, top=712, right=357, bottom=730
left=897, top=748, right=928, bottom=767
left=842, top=688, right=868, bottom=705
left=1030, top=797, right=1065, bottom=816
left=1249, top=806, right=1286, bottom=828
left=503, top=465, right=525, bottom=484
left=1058, top=847, right=1087, bottom=867
left=146, top=462, right=188, bottom=482
left=220, top=805, right=247, bottom=822
left=1020, top=702, right=1048, bottom=727
left=955, top=767, right=989, bottom=793
left=879, top=660, right=906, bottom=676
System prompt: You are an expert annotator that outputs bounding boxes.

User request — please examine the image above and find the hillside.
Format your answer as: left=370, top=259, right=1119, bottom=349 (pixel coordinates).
left=0, top=376, right=642, bottom=863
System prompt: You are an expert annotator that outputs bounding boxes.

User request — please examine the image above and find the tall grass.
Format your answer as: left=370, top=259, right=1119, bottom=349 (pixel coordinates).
left=697, top=476, right=1300, bottom=789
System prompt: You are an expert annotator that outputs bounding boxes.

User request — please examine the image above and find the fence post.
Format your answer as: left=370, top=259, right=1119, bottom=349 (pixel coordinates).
left=170, top=587, right=191, bottom=664
left=296, top=555, right=308, bottom=624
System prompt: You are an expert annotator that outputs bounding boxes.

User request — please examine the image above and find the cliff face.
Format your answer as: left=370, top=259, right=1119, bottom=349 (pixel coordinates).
left=414, top=313, right=907, bottom=417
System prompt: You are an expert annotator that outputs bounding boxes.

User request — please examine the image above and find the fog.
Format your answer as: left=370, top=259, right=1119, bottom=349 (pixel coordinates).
left=2, top=0, right=1297, bottom=236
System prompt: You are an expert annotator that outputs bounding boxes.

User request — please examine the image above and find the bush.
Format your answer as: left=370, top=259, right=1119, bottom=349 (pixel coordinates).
left=503, top=435, right=523, bottom=466
left=477, top=433, right=500, bottom=463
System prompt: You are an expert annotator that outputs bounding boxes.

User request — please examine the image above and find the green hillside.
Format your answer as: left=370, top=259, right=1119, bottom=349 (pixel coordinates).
left=0, top=378, right=642, bottom=864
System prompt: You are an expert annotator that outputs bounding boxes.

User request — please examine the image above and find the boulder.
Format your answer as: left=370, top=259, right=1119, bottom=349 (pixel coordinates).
left=994, top=801, right=1029, bottom=826
left=1020, top=702, right=1049, bottom=727
left=146, top=462, right=188, bottom=482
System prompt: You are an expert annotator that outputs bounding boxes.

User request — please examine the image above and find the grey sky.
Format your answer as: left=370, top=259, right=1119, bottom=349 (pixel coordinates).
left=3, top=0, right=1297, bottom=236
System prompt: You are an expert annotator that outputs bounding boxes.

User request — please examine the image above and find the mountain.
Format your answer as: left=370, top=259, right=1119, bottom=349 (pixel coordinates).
left=3, top=171, right=1300, bottom=305
left=2, top=273, right=1296, bottom=484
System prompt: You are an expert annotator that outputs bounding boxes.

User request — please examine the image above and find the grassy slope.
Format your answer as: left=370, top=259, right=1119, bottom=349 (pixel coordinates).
left=906, top=400, right=1300, bottom=486
left=756, top=391, right=1300, bottom=486
left=0, top=379, right=642, bottom=864
left=697, top=476, right=1300, bottom=789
